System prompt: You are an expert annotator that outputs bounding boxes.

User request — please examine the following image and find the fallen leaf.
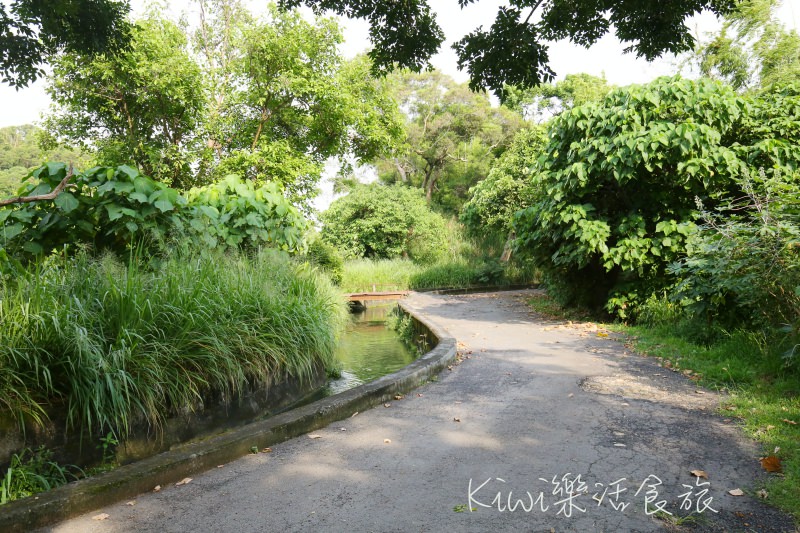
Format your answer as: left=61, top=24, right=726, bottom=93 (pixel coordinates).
left=728, top=488, right=745, bottom=496
left=217, top=465, right=224, bottom=468
left=384, top=438, right=391, bottom=444
left=782, top=419, right=797, bottom=425
left=175, top=477, right=193, bottom=486
left=394, top=395, right=404, bottom=400
left=262, top=447, right=272, bottom=453
left=597, top=332, right=609, bottom=337
left=695, top=390, right=706, bottom=395
left=308, top=434, right=322, bottom=439
left=690, top=470, right=709, bottom=479
left=453, top=417, right=461, bottom=422
left=153, top=485, right=161, bottom=492
left=92, top=513, right=110, bottom=521
left=351, top=411, right=359, bottom=417
left=757, top=489, right=769, bottom=499
left=339, top=427, right=347, bottom=431
left=417, top=393, right=423, bottom=397
left=766, top=425, right=776, bottom=431
left=613, top=443, right=626, bottom=447
left=568, top=393, right=574, bottom=398
left=760, top=455, right=783, bottom=473
left=126, top=501, right=136, bottom=506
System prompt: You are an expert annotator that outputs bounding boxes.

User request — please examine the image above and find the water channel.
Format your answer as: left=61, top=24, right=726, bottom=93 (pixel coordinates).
left=324, top=300, right=420, bottom=395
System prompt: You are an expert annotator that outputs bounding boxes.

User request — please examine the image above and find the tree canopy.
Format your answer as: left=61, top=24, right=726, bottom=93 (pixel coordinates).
left=282, top=0, right=738, bottom=98
left=374, top=70, right=522, bottom=212
left=689, top=0, right=800, bottom=90
left=0, top=0, right=130, bottom=87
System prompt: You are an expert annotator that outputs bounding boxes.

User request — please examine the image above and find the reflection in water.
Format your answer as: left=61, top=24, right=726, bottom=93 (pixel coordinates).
left=325, top=301, right=418, bottom=395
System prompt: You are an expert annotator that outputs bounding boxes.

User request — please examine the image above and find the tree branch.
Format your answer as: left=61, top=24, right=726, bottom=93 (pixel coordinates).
left=0, top=165, right=75, bottom=207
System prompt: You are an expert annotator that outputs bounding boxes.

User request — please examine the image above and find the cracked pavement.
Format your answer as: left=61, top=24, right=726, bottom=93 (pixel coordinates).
left=45, top=289, right=796, bottom=533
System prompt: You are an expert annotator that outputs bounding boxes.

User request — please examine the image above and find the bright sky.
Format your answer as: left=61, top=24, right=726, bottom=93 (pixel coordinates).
left=1, top=0, right=798, bottom=129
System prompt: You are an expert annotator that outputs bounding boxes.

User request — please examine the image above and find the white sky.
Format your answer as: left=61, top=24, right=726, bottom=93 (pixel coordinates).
left=1, top=0, right=798, bottom=128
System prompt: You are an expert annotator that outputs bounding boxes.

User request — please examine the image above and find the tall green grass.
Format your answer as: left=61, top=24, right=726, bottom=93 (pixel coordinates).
left=339, top=218, right=538, bottom=293
left=0, top=248, right=347, bottom=438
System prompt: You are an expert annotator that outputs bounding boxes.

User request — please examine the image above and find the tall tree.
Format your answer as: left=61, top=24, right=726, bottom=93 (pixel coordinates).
left=0, top=0, right=130, bottom=87
left=281, top=0, right=738, bottom=98
left=689, top=0, right=800, bottom=90
left=503, top=73, right=613, bottom=123
left=42, top=14, right=206, bottom=188
left=375, top=70, right=522, bottom=211
left=194, top=3, right=404, bottom=208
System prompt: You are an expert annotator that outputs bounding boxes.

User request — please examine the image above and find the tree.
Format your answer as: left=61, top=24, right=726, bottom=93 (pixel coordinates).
left=42, top=15, right=206, bottom=189
left=320, top=183, right=447, bottom=262
left=374, top=70, right=522, bottom=211
left=0, top=0, right=130, bottom=87
left=0, top=124, right=90, bottom=197
left=460, top=127, right=546, bottom=239
left=689, top=0, right=800, bottom=90
left=512, top=77, right=800, bottom=314
left=194, top=3, right=404, bottom=209
left=503, top=73, right=612, bottom=122
left=281, top=0, right=737, bottom=98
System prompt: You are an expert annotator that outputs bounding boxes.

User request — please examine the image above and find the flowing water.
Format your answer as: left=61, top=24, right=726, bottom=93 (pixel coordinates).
left=325, top=300, right=419, bottom=395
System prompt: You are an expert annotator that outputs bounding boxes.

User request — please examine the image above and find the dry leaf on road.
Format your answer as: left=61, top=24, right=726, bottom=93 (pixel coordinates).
left=308, top=434, right=321, bottom=439
left=92, top=513, right=110, bottom=521
left=690, top=470, right=709, bottom=479
left=175, top=477, right=193, bottom=486
left=728, top=488, right=745, bottom=496
left=384, top=439, right=391, bottom=444
left=153, top=485, right=161, bottom=492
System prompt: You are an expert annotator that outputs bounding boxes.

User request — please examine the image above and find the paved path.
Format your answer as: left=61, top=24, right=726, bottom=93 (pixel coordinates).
left=47, top=290, right=795, bottom=532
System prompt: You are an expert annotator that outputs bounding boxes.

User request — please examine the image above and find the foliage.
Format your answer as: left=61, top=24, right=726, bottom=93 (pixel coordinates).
left=185, top=175, right=309, bottom=252
left=0, top=0, right=130, bottom=87
left=504, top=73, right=613, bottom=122
left=304, top=234, right=344, bottom=285
left=513, top=77, right=800, bottom=313
left=0, top=125, right=91, bottom=198
left=0, top=163, right=185, bottom=262
left=0, top=163, right=309, bottom=264
left=0, top=248, right=346, bottom=438
left=283, top=0, right=737, bottom=98
left=321, top=183, right=447, bottom=262
left=670, top=170, right=800, bottom=337
left=193, top=2, right=404, bottom=209
left=42, top=15, right=206, bottom=188
left=42, top=3, right=404, bottom=206
left=460, top=127, right=546, bottom=239
left=374, top=70, right=522, bottom=211
left=689, top=0, right=800, bottom=91
left=0, top=447, right=81, bottom=504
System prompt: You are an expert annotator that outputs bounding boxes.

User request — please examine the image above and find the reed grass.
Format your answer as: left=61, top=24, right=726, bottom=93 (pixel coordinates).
left=0, top=248, right=347, bottom=439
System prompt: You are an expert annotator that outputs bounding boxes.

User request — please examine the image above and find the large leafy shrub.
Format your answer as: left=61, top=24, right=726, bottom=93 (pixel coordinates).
left=321, top=184, right=447, bottom=262
left=0, top=164, right=308, bottom=264
left=513, top=77, right=800, bottom=313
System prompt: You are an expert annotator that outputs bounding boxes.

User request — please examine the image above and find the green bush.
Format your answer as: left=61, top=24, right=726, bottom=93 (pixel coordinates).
left=0, top=447, right=81, bottom=505
left=513, top=78, right=800, bottom=314
left=670, top=170, right=800, bottom=346
left=0, top=248, right=346, bottom=438
left=321, top=184, right=447, bottom=262
left=305, top=235, right=344, bottom=285
left=0, top=164, right=309, bottom=264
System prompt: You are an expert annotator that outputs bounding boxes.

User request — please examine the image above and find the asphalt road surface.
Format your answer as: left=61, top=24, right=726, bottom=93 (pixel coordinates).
left=45, top=289, right=797, bottom=532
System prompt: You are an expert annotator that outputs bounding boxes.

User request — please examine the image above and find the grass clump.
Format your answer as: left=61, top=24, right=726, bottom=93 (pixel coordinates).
left=0, top=247, right=347, bottom=440
left=0, top=447, right=82, bottom=504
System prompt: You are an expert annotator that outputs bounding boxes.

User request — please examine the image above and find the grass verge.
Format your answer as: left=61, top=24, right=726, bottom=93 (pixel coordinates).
left=526, top=292, right=800, bottom=523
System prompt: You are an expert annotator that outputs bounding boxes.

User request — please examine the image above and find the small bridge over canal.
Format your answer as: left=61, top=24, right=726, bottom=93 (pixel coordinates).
left=346, top=291, right=410, bottom=310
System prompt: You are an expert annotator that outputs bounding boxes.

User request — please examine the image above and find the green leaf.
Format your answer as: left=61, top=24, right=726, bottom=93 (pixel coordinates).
left=54, top=192, right=80, bottom=213
left=154, top=199, right=175, bottom=213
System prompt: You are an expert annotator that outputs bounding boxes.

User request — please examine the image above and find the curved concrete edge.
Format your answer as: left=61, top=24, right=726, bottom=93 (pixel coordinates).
left=0, top=295, right=457, bottom=533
